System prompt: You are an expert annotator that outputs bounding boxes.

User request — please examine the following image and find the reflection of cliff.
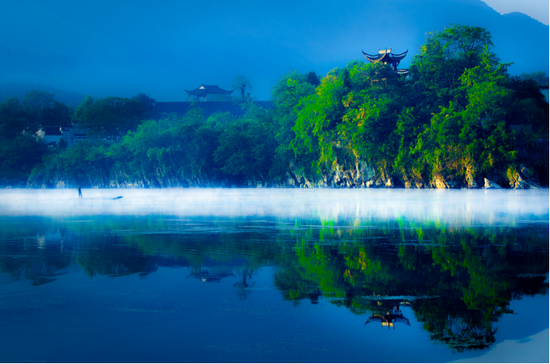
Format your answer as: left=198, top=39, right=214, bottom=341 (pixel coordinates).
left=273, top=222, right=549, bottom=351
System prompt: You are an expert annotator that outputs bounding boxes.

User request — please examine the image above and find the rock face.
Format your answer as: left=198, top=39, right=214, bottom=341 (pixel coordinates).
left=432, top=176, right=448, bottom=189
left=285, top=160, right=379, bottom=188
left=484, top=178, right=501, bottom=189
left=26, top=156, right=545, bottom=190
left=430, top=175, right=460, bottom=189
left=465, top=169, right=478, bottom=189
left=507, top=164, right=541, bottom=189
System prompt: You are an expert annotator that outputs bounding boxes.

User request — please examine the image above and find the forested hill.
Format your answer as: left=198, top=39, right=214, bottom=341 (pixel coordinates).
left=0, top=25, right=548, bottom=189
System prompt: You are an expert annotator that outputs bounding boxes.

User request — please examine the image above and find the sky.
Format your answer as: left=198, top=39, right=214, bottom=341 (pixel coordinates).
left=0, top=0, right=548, bottom=102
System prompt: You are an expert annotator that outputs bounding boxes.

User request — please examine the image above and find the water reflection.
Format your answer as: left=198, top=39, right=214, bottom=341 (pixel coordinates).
left=0, top=189, right=547, bottom=361
left=0, top=226, right=73, bottom=286
left=365, top=303, right=411, bottom=329
left=188, top=265, right=236, bottom=283
left=278, top=222, right=547, bottom=352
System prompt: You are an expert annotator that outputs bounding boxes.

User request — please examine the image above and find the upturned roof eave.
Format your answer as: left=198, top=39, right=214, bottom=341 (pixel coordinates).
left=362, top=49, right=408, bottom=63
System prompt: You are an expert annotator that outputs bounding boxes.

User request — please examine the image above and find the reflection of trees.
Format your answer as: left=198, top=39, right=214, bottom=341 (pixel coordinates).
left=1, top=212, right=548, bottom=351
left=0, top=217, right=283, bottom=290
left=273, top=257, right=321, bottom=305
left=413, top=298, right=497, bottom=352
left=273, top=220, right=548, bottom=351
left=0, top=229, right=73, bottom=286
left=77, top=242, right=160, bottom=278
left=233, top=266, right=256, bottom=300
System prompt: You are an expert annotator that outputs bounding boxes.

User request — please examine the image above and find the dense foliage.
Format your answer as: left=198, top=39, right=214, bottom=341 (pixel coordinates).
left=0, top=91, right=70, bottom=186
left=0, top=25, right=548, bottom=188
left=289, top=25, right=548, bottom=188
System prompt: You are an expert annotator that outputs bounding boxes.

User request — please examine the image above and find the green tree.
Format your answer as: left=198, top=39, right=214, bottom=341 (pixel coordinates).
left=270, top=71, right=318, bottom=178
left=74, top=95, right=148, bottom=140
left=519, top=71, right=549, bottom=86
left=21, top=90, right=72, bottom=129
left=409, top=24, right=496, bottom=111
left=42, top=101, right=72, bottom=127
left=107, top=107, right=209, bottom=187
left=0, top=134, right=49, bottom=186
left=0, top=98, right=31, bottom=139
left=23, top=90, right=55, bottom=124
left=291, top=61, right=405, bottom=180
left=213, top=105, right=276, bottom=184
left=408, top=49, right=515, bottom=185
left=29, top=140, right=112, bottom=188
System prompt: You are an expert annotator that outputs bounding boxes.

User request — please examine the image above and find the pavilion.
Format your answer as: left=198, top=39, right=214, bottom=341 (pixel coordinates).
left=184, top=84, right=233, bottom=102
left=365, top=305, right=411, bottom=330
left=362, top=48, right=409, bottom=75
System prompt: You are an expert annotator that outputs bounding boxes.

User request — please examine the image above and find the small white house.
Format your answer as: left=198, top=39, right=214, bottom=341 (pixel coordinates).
left=37, top=123, right=87, bottom=147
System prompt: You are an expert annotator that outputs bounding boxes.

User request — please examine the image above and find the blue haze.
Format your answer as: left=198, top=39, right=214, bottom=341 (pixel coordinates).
left=0, top=0, right=548, bottom=102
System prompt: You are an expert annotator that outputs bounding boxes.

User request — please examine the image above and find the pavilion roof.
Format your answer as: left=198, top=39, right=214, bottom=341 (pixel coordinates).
left=365, top=313, right=411, bottom=326
left=185, top=84, right=233, bottom=96
left=362, top=49, right=408, bottom=64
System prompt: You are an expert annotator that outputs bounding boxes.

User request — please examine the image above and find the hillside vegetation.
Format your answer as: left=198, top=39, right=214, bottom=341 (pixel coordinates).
left=1, top=25, right=547, bottom=189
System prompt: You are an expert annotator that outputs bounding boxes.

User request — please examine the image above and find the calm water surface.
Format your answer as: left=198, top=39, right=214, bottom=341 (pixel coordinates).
left=0, top=188, right=548, bottom=362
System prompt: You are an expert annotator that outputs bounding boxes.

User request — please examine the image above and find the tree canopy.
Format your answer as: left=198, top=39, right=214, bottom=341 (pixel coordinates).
left=1, top=24, right=546, bottom=189
left=73, top=94, right=150, bottom=140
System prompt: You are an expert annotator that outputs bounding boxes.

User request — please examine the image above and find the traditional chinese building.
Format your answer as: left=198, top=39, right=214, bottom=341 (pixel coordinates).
left=184, top=84, right=233, bottom=102
left=362, top=48, right=409, bottom=75
left=365, top=304, right=411, bottom=330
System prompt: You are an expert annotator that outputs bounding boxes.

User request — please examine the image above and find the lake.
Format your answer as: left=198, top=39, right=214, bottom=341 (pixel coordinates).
left=0, top=188, right=548, bottom=362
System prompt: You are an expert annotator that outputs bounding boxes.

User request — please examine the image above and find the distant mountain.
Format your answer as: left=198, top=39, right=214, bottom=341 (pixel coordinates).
left=0, top=0, right=546, bottom=100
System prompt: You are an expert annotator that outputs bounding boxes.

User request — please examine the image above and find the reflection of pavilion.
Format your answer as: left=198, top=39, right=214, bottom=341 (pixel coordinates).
left=365, top=305, right=411, bottom=330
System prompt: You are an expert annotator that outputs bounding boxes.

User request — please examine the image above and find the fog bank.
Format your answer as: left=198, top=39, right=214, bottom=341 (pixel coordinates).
left=0, top=189, right=547, bottom=227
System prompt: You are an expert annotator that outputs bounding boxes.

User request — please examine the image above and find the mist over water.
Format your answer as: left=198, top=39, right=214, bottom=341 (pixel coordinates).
left=1, top=188, right=548, bottom=225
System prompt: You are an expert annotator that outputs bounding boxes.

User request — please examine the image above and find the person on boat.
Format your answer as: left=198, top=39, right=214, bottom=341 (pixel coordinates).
left=78, top=185, right=82, bottom=199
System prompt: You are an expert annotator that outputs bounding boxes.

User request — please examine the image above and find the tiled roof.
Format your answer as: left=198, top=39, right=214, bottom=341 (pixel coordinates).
left=362, top=49, right=408, bottom=63
left=184, top=84, right=233, bottom=96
